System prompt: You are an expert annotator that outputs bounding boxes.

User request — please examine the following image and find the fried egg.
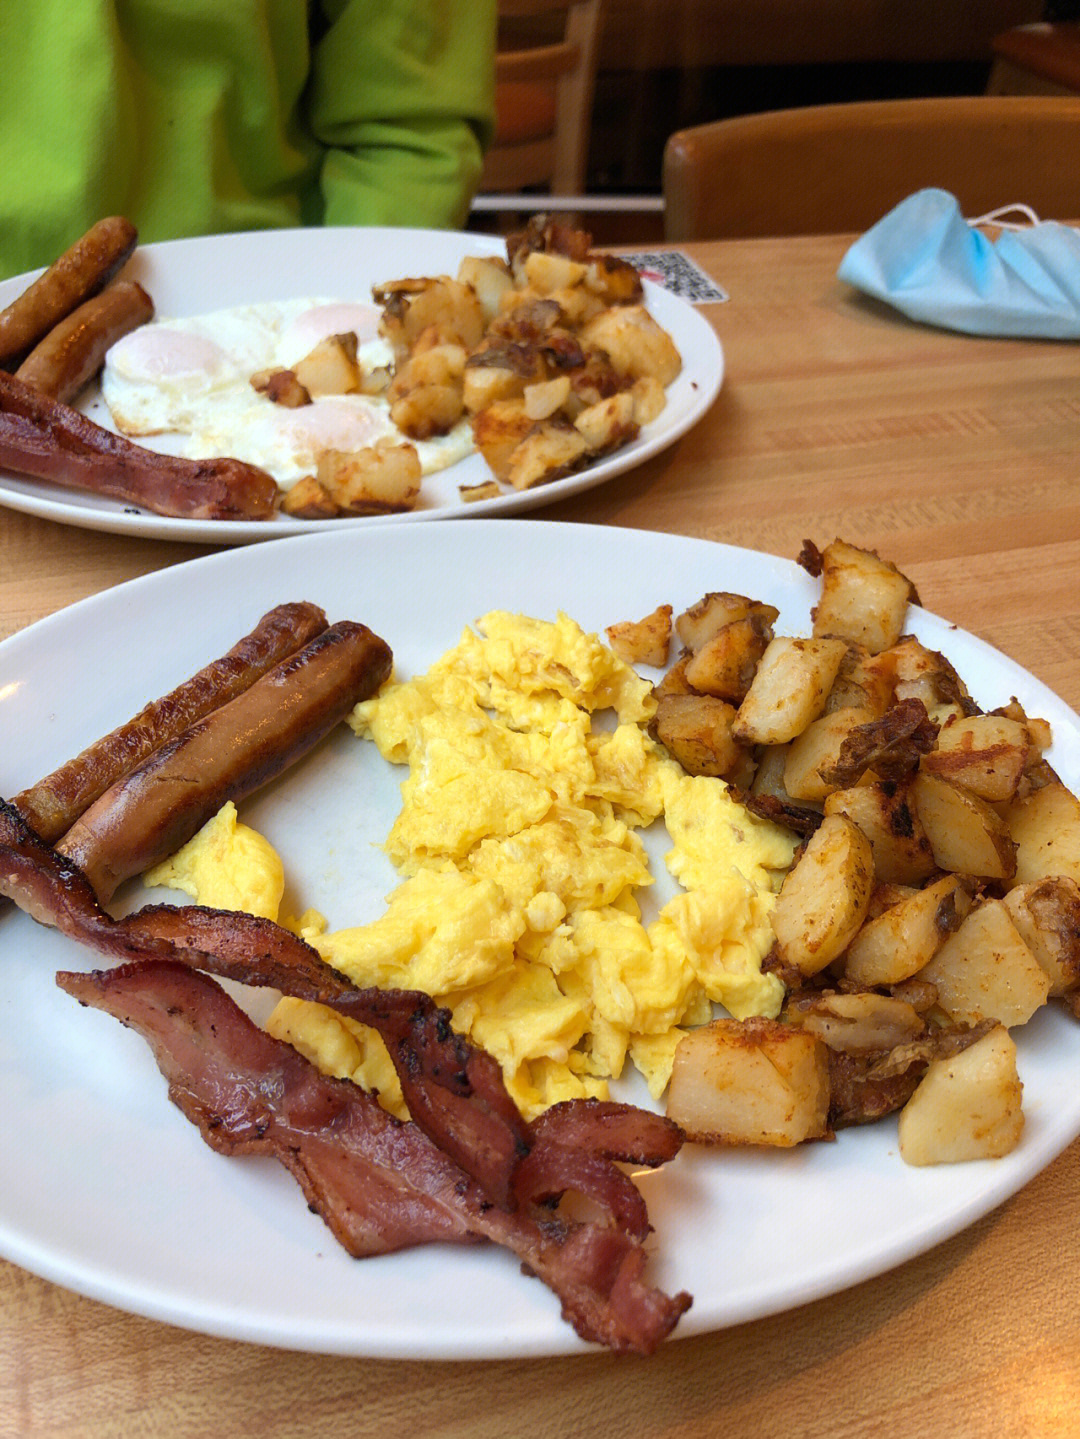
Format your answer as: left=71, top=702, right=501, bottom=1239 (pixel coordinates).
left=101, top=298, right=473, bottom=488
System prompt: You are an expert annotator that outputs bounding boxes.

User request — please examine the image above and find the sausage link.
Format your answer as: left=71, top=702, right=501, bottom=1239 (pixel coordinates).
left=0, top=217, right=138, bottom=369
left=55, top=621, right=393, bottom=901
left=15, top=280, right=154, bottom=404
left=14, top=602, right=328, bottom=843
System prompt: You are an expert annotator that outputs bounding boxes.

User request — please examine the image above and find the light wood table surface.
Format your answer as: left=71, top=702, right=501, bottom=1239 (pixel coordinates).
left=2, top=232, right=1078, bottom=1439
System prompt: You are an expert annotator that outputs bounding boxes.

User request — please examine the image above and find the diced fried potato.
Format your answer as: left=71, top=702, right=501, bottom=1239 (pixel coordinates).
left=898, top=1025, right=1024, bottom=1165
left=279, top=474, right=338, bottom=519
left=811, top=539, right=916, bottom=653
left=843, top=873, right=973, bottom=987
left=394, top=342, right=467, bottom=391
left=605, top=605, right=672, bottom=668
left=921, top=714, right=1032, bottom=802
left=784, top=992, right=925, bottom=1052
left=458, top=479, right=502, bottom=503
left=888, top=636, right=970, bottom=712
left=523, top=249, right=588, bottom=296
left=916, top=898, right=1050, bottom=1027
left=472, top=398, right=534, bottom=481
left=666, top=1018, right=830, bottom=1146
left=250, top=367, right=311, bottom=408
left=1001, top=876, right=1080, bottom=995
left=378, top=275, right=486, bottom=354
left=653, top=651, right=695, bottom=698
left=523, top=375, right=571, bottom=420
left=783, top=707, right=876, bottom=803
left=584, top=254, right=644, bottom=304
left=579, top=304, right=682, bottom=386
left=389, top=382, right=464, bottom=440
left=573, top=390, right=638, bottom=454
left=771, top=813, right=875, bottom=975
left=630, top=375, right=667, bottom=426
left=316, top=443, right=421, bottom=515
left=505, top=420, right=590, bottom=490
left=824, top=643, right=896, bottom=717
left=912, top=770, right=1017, bottom=882
left=823, top=779, right=938, bottom=886
left=456, top=254, right=514, bottom=322
left=732, top=636, right=848, bottom=746
left=749, top=743, right=797, bottom=800
left=462, top=363, right=525, bottom=413
left=651, top=693, right=746, bottom=778
left=1003, top=777, right=1080, bottom=887
left=684, top=615, right=774, bottom=705
left=675, top=592, right=767, bottom=653
left=293, top=333, right=360, bottom=396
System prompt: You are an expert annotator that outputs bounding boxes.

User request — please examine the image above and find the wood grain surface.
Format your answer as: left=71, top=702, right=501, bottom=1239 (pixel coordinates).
left=1, top=232, right=1078, bottom=1439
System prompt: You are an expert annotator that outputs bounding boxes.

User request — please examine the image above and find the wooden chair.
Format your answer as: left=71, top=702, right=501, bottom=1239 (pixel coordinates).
left=479, top=0, right=603, bottom=198
left=662, top=95, right=1080, bottom=241
left=988, top=21, right=1080, bottom=96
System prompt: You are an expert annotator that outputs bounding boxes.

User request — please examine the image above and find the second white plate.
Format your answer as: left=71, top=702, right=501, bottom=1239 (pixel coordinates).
left=0, top=227, right=723, bottom=542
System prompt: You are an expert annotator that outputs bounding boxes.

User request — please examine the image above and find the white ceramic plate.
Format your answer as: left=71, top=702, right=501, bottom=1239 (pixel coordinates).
left=0, top=228, right=723, bottom=542
left=0, top=521, right=1077, bottom=1359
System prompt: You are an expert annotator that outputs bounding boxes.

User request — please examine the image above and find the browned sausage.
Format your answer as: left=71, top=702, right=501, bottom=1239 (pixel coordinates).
left=0, top=370, right=279, bottom=520
left=14, top=280, right=154, bottom=404
left=0, top=217, right=139, bottom=369
left=55, top=621, right=393, bottom=901
left=13, top=602, right=329, bottom=843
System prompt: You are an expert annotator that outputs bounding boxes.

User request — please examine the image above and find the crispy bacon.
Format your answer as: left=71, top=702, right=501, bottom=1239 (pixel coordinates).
left=0, top=799, right=687, bottom=1289
left=58, top=960, right=691, bottom=1353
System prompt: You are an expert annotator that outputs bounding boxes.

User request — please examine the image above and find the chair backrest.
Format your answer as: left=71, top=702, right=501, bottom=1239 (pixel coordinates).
left=662, top=95, right=1080, bottom=240
left=480, top=0, right=603, bottom=196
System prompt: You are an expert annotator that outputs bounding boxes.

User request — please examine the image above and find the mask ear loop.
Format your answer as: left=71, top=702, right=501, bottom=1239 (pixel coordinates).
left=967, top=203, right=1043, bottom=231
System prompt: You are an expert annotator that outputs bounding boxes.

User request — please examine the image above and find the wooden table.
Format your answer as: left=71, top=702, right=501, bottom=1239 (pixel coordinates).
left=2, top=233, right=1078, bottom=1439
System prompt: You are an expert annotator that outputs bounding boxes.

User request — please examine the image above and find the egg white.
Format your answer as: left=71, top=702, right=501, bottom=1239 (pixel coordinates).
left=101, top=298, right=474, bottom=489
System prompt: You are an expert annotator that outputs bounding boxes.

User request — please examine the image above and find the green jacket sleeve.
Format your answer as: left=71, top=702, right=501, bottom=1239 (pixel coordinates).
left=308, top=0, right=497, bottom=231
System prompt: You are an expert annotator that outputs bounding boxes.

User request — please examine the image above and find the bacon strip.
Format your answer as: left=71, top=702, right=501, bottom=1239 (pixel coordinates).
left=0, top=371, right=278, bottom=520
left=57, top=960, right=691, bottom=1353
left=0, top=799, right=676, bottom=1230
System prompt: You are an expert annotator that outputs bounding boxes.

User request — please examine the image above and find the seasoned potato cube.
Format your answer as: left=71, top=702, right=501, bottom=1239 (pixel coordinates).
left=666, top=1018, right=830, bottom=1146
left=316, top=443, right=421, bottom=515
left=523, top=249, right=589, bottom=295
left=584, top=253, right=644, bottom=304
left=279, top=474, right=337, bottom=519
left=675, top=592, right=771, bottom=653
left=1001, top=876, right=1080, bottom=995
left=579, top=305, right=682, bottom=386
left=573, top=390, right=638, bottom=454
left=293, top=333, right=360, bottom=396
left=459, top=479, right=502, bottom=503
left=771, top=813, right=874, bottom=975
left=523, top=375, right=571, bottom=420
left=378, top=275, right=486, bottom=353
left=389, top=383, right=463, bottom=440
left=651, top=693, right=746, bottom=778
left=653, top=652, right=695, bottom=698
left=630, top=375, right=667, bottom=426
left=811, top=539, right=916, bottom=653
left=783, top=707, right=876, bottom=803
left=605, top=605, right=672, bottom=668
left=898, top=1025, right=1024, bottom=1166
left=684, top=615, right=774, bottom=705
left=733, top=636, right=848, bottom=746
left=462, top=363, right=526, bottom=413
left=471, top=398, right=534, bottom=481
left=823, top=779, right=938, bottom=886
left=505, top=420, right=590, bottom=490
left=456, top=254, right=513, bottom=322
left=912, top=770, right=1017, bottom=882
left=917, top=898, right=1050, bottom=1027
left=784, top=991, right=925, bottom=1052
left=1003, top=777, right=1080, bottom=887
left=888, top=636, right=970, bottom=712
left=843, top=873, right=973, bottom=987
left=251, top=367, right=311, bottom=408
left=824, top=643, right=896, bottom=717
left=921, top=714, right=1032, bottom=802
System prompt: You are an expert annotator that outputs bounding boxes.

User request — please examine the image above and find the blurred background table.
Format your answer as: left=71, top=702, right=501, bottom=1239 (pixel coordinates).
left=2, top=230, right=1078, bottom=1438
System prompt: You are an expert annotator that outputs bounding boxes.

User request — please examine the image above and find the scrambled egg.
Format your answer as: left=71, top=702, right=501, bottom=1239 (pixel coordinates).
left=148, top=613, right=796, bottom=1120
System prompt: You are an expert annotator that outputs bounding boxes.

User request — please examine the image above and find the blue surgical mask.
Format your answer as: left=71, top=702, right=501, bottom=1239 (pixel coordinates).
left=837, top=188, right=1080, bottom=340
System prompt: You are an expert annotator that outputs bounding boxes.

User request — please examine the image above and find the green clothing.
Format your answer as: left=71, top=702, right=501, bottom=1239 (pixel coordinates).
left=0, top=0, right=496, bottom=279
